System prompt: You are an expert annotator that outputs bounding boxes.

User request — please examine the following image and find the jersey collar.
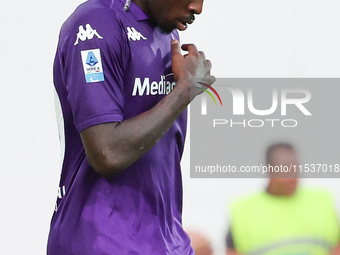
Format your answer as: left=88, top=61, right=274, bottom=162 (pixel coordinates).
left=118, top=0, right=149, bottom=21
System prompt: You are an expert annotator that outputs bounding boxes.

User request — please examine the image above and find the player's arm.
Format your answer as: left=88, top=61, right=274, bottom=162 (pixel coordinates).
left=80, top=40, right=214, bottom=178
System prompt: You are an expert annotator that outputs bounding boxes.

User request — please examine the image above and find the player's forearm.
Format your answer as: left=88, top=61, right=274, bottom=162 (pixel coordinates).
left=81, top=81, right=192, bottom=178
left=81, top=41, right=214, bottom=178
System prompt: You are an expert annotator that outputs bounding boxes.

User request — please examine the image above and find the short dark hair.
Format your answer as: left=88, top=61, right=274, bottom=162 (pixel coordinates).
left=266, top=143, right=295, bottom=166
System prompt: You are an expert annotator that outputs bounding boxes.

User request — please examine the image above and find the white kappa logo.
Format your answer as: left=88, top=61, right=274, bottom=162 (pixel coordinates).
left=127, top=27, right=147, bottom=41
left=74, top=24, right=103, bottom=45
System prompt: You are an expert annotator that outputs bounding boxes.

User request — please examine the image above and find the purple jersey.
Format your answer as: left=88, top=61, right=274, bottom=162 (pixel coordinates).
left=48, top=0, right=192, bottom=254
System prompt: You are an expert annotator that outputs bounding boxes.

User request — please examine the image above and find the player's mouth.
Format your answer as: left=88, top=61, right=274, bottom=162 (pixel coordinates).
left=177, top=16, right=195, bottom=31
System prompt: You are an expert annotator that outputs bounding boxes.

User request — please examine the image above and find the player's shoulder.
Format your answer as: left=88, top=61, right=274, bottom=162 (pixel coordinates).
left=69, top=0, right=124, bottom=22
left=60, top=0, right=125, bottom=38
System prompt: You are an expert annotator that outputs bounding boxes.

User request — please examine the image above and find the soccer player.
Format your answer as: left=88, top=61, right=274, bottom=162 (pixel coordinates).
left=47, top=0, right=215, bottom=254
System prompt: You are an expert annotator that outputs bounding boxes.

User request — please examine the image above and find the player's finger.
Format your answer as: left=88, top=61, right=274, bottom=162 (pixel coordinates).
left=210, top=75, right=216, bottom=84
left=181, top=44, right=199, bottom=55
left=171, top=40, right=182, bottom=57
left=199, top=51, right=206, bottom=60
left=205, top=59, right=212, bottom=69
left=202, top=75, right=216, bottom=87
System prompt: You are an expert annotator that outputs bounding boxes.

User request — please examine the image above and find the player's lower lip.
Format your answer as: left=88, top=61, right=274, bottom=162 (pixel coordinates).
left=177, top=22, right=188, bottom=31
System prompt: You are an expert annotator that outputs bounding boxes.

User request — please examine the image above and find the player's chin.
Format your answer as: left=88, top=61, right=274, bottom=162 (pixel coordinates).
left=158, top=22, right=178, bottom=34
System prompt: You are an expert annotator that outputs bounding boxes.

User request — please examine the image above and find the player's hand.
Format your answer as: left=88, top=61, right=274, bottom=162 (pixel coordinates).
left=171, top=39, right=215, bottom=100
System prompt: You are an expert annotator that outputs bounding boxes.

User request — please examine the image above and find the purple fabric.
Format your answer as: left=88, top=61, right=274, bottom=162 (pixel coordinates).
left=47, top=0, right=192, bottom=254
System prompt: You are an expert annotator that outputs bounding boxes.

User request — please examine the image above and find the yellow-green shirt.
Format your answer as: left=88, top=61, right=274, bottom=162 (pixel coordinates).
left=230, top=188, right=339, bottom=255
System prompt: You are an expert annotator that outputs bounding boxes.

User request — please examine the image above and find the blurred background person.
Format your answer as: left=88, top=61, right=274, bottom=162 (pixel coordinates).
left=187, top=229, right=214, bottom=255
left=225, top=143, right=340, bottom=255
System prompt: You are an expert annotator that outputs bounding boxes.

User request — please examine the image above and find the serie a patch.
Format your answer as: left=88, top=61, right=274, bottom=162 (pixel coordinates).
left=80, top=49, right=104, bottom=83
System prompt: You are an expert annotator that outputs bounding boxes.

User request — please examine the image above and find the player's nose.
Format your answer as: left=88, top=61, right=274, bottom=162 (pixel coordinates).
left=188, top=0, right=203, bottom=15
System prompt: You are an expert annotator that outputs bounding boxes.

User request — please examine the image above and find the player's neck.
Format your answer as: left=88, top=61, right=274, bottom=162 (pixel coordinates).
left=132, top=0, right=151, bottom=17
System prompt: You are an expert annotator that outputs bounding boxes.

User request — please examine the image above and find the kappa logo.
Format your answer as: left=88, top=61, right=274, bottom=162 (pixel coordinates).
left=127, top=27, right=147, bottom=41
left=74, top=24, right=103, bottom=45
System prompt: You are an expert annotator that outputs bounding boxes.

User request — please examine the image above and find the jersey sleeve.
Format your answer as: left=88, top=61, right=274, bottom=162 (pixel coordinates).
left=57, top=7, right=129, bottom=132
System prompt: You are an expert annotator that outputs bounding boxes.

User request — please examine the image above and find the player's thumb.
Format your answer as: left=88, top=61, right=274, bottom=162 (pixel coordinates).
left=171, top=39, right=182, bottom=58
